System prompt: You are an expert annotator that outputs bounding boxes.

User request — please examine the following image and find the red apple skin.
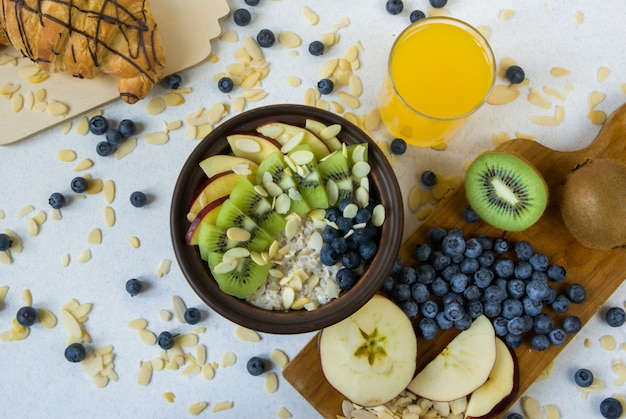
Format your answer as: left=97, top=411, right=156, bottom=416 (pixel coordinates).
left=228, top=132, right=283, bottom=150
left=186, top=170, right=232, bottom=213
left=185, top=196, right=228, bottom=245
left=465, top=344, right=519, bottom=419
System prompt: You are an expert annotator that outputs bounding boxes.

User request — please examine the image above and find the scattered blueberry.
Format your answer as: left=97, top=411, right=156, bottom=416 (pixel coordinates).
left=400, top=300, right=419, bottom=318
left=505, top=413, right=523, bottom=419
left=551, top=295, right=570, bottom=313
left=380, top=276, right=394, bottom=293
left=125, top=278, right=142, bottom=296
left=89, top=115, right=109, bottom=135
left=442, top=234, right=465, bottom=257
left=217, top=77, right=234, bottom=94
left=420, top=170, right=437, bottom=187
left=256, top=29, right=276, bottom=48
left=385, top=0, right=403, bottom=15
left=65, top=343, right=87, bottom=363
left=514, top=240, right=533, bottom=260
left=308, top=41, right=325, bottom=56
left=414, top=243, right=432, bottom=262
left=71, top=177, right=88, bottom=193
left=96, top=141, right=115, bottom=157
left=105, top=128, right=124, bottom=146
left=118, top=119, right=137, bottom=137
left=409, top=10, right=426, bottom=23
left=130, top=191, right=147, bottom=208
left=246, top=356, right=265, bottom=376
left=157, top=331, right=175, bottom=350
left=548, top=327, right=567, bottom=345
left=529, top=253, right=549, bottom=271
left=16, top=306, right=38, bottom=327
left=410, top=283, right=430, bottom=303
left=574, top=368, right=593, bottom=387
left=48, top=192, right=66, bottom=209
left=505, top=65, right=525, bottom=84
left=606, top=307, right=626, bottom=327
left=390, top=138, right=407, bottom=155
left=493, top=238, right=510, bottom=254
left=184, top=307, right=202, bottom=325
left=244, top=0, right=260, bottom=5
left=563, top=315, right=582, bottom=333
left=601, top=397, right=624, bottom=419
left=530, top=334, right=550, bottom=351
left=513, top=261, right=533, bottom=279
left=547, top=264, right=566, bottom=282
left=392, top=283, right=411, bottom=302
left=444, top=300, right=464, bottom=322
left=317, top=78, right=334, bottom=94
left=419, top=317, right=439, bottom=339
left=429, top=0, right=447, bottom=8
left=420, top=300, right=439, bottom=318
left=533, top=313, right=553, bottom=335
left=427, top=226, right=447, bottom=247
left=0, top=233, right=12, bottom=251
left=454, top=314, right=472, bottom=331
left=565, top=283, right=587, bottom=303
left=164, top=74, right=183, bottom=89
left=462, top=206, right=480, bottom=223
left=233, top=8, right=251, bottom=26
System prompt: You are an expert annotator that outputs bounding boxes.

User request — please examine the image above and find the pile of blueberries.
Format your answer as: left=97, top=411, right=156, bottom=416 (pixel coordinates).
left=382, top=226, right=586, bottom=350
left=319, top=199, right=381, bottom=291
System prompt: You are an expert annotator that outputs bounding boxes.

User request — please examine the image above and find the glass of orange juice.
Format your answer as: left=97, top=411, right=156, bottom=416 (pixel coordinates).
left=379, top=17, right=495, bottom=147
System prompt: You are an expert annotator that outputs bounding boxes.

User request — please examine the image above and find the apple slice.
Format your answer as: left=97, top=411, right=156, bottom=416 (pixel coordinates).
left=464, top=338, right=519, bottom=419
left=199, top=155, right=259, bottom=178
left=227, top=133, right=282, bottom=164
left=256, top=122, right=330, bottom=161
left=407, top=315, right=496, bottom=402
left=185, top=196, right=227, bottom=245
left=305, top=119, right=343, bottom=152
left=187, top=172, right=250, bottom=221
left=319, top=294, right=417, bottom=407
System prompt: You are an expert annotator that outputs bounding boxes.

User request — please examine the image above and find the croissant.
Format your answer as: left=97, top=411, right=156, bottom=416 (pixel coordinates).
left=0, top=0, right=165, bottom=104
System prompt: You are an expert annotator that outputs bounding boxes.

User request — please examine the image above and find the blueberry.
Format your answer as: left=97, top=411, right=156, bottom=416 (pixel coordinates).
left=244, top=0, right=260, bottom=5
left=449, top=272, right=469, bottom=293
left=429, top=0, right=447, bottom=8
left=476, top=235, right=494, bottom=251
left=601, top=397, right=624, bottom=419
left=442, top=292, right=464, bottom=306
left=420, top=170, right=437, bottom=187
left=551, top=294, right=570, bottom=313
left=513, top=261, right=533, bottom=279
left=477, top=250, right=495, bottom=267
left=308, top=41, right=325, bottom=56
left=492, top=317, right=509, bottom=336
left=454, top=314, right=472, bottom=331
left=466, top=300, right=484, bottom=318
left=531, top=334, right=551, bottom=351
left=125, top=278, right=142, bottom=296
left=493, top=258, right=514, bottom=278
left=354, top=208, right=372, bottom=224
left=460, top=257, right=479, bottom=275
left=391, top=255, right=403, bottom=275
left=463, top=284, right=481, bottom=301
left=96, top=141, right=114, bottom=156
left=217, top=77, right=234, bottom=93
left=506, top=413, right=523, bottom=419
left=427, top=226, right=447, bottom=247
left=71, top=176, right=88, bottom=193
left=533, top=313, right=554, bottom=334
left=507, top=316, right=527, bottom=335
left=390, top=138, right=407, bottom=155
left=118, top=119, right=136, bottom=137
left=410, top=283, right=429, bottom=303
left=105, top=128, right=124, bottom=146
left=529, top=253, right=549, bottom=271
left=322, top=226, right=339, bottom=243
left=421, top=300, right=439, bottom=318
left=331, top=237, right=348, bottom=254
left=385, top=0, right=403, bottom=15
left=531, top=270, right=548, bottom=282
left=246, top=356, right=265, bottom=376
left=442, top=234, right=466, bottom=257
left=563, top=315, right=582, bottom=333
left=419, top=317, right=439, bottom=340
left=430, top=251, right=451, bottom=271
left=606, top=307, right=626, bottom=327
left=391, top=283, right=411, bottom=302
left=400, top=266, right=418, bottom=285
left=522, top=297, right=543, bottom=317
left=341, top=249, right=361, bottom=270
left=441, top=264, right=460, bottom=281
left=336, top=268, right=357, bottom=290
left=89, top=115, right=109, bottom=135
left=359, top=241, right=377, bottom=261
left=415, top=265, right=435, bottom=284
left=157, top=331, right=175, bottom=350
left=400, top=300, right=419, bottom=318
left=502, top=298, right=524, bottom=320
left=547, top=264, right=566, bottom=282
left=462, top=206, right=481, bottom=223
left=65, top=342, right=87, bottom=362
left=320, top=245, right=339, bottom=266
left=542, top=286, right=557, bottom=304
left=184, top=307, right=202, bottom=325
left=431, top=277, right=449, bottom=296
left=473, top=267, right=494, bottom=288
left=444, top=300, right=464, bottom=322
left=483, top=284, right=506, bottom=304
left=507, top=279, right=526, bottom=299
left=233, top=8, right=251, bottom=26
left=409, top=9, right=425, bottom=23
left=566, top=283, right=587, bottom=303
left=526, top=278, right=549, bottom=301
left=130, top=191, right=147, bottom=208
left=436, top=311, right=454, bottom=330
left=256, top=29, right=275, bottom=47
left=505, top=65, right=525, bottom=84
left=463, top=238, right=483, bottom=258
left=317, top=78, right=334, bottom=94
left=514, top=240, right=533, bottom=260
left=572, top=368, right=594, bottom=387
left=414, top=243, right=432, bottom=262
left=48, top=192, right=66, bottom=209
left=504, top=332, right=522, bottom=349
left=164, top=74, right=183, bottom=89
left=16, top=306, right=38, bottom=327
left=493, top=238, right=510, bottom=254
left=0, top=233, right=13, bottom=251
left=381, top=276, right=395, bottom=293
left=548, top=327, right=567, bottom=345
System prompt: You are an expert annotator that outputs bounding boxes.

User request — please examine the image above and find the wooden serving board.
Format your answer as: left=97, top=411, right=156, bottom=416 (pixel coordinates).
left=0, top=0, right=230, bottom=145
left=283, top=102, right=626, bottom=418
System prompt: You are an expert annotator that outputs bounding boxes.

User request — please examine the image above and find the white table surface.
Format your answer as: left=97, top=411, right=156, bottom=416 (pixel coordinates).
left=1, top=1, right=626, bottom=418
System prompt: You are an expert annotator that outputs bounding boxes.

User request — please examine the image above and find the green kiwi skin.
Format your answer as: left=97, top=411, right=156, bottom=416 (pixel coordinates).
left=207, top=252, right=271, bottom=299
left=465, top=152, right=548, bottom=232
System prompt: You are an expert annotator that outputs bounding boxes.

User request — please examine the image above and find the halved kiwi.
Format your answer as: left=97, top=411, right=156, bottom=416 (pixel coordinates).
left=207, top=252, right=271, bottom=299
left=465, top=151, right=548, bottom=231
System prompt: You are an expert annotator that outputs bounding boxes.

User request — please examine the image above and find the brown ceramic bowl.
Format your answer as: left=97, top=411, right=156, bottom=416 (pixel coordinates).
left=170, top=104, right=403, bottom=334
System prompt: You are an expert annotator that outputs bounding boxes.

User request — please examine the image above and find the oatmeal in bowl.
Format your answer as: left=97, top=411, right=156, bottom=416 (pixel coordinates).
left=170, top=105, right=403, bottom=334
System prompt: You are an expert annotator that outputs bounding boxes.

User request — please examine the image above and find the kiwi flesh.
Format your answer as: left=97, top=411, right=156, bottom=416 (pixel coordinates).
left=228, top=177, right=286, bottom=236
left=207, top=252, right=271, bottom=299
left=318, top=149, right=354, bottom=204
left=196, top=223, right=272, bottom=261
left=465, top=151, right=548, bottom=231
left=214, top=199, right=274, bottom=246
left=560, top=158, right=626, bottom=249
left=256, top=151, right=310, bottom=214
left=288, top=145, right=329, bottom=209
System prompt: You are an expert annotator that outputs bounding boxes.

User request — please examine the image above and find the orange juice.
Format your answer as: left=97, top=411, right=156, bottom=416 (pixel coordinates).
left=379, top=17, right=495, bottom=146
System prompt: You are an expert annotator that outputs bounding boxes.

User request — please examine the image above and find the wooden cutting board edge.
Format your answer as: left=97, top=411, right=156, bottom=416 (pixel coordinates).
left=283, top=102, right=626, bottom=419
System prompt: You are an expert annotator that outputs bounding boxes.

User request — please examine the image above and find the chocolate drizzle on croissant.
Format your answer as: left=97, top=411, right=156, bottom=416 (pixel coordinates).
left=0, top=0, right=165, bottom=103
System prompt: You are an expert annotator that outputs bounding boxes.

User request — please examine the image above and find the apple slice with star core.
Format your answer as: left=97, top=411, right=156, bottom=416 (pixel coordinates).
left=407, top=314, right=496, bottom=402
left=318, top=294, right=417, bottom=407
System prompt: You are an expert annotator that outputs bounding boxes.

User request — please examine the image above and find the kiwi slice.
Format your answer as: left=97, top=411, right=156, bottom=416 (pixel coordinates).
left=215, top=199, right=275, bottom=246
left=318, top=150, right=354, bottom=204
left=288, top=145, right=329, bottom=209
left=196, top=222, right=272, bottom=261
left=465, top=151, right=548, bottom=231
left=256, top=151, right=310, bottom=214
left=229, top=177, right=286, bottom=236
left=207, top=252, right=271, bottom=299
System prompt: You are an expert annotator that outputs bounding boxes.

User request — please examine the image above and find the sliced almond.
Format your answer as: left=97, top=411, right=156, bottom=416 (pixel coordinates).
left=171, top=296, right=187, bottom=323
left=278, top=31, right=301, bottom=48
left=104, top=206, right=116, bottom=227
left=301, top=6, right=319, bottom=25
left=188, top=402, right=208, bottom=416
left=138, top=329, right=157, bottom=346
left=234, top=326, right=261, bottom=342
left=38, top=309, right=57, bottom=328
left=487, top=85, right=520, bottom=105
left=127, top=318, right=148, bottom=330
left=146, top=96, right=166, bottom=115
left=264, top=372, right=279, bottom=393
left=59, top=309, right=82, bottom=338
left=114, top=137, right=137, bottom=159
left=138, top=361, right=153, bottom=386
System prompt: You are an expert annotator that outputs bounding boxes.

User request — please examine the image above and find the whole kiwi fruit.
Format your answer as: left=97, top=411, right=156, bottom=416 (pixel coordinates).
left=560, top=158, right=626, bottom=249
